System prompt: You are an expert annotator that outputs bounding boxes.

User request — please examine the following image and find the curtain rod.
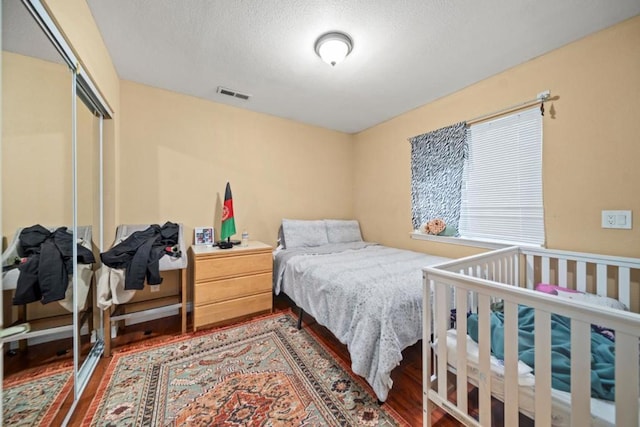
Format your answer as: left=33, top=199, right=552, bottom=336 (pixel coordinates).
left=466, top=90, right=550, bottom=126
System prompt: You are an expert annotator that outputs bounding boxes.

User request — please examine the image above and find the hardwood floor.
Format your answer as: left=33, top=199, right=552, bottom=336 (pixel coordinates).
left=4, top=295, right=464, bottom=426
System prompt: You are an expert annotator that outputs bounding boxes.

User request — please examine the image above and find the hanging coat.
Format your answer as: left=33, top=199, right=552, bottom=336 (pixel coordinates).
left=100, top=222, right=180, bottom=290
left=14, top=225, right=96, bottom=305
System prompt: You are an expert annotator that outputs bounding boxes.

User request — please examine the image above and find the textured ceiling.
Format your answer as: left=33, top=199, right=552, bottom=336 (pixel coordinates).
left=2, top=1, right=67, bottom=65
left=83, top=0, right=639, bottom=134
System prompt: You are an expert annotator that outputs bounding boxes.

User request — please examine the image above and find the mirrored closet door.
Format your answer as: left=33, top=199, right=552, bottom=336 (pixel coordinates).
left=1, top=0, right=111, bottom=423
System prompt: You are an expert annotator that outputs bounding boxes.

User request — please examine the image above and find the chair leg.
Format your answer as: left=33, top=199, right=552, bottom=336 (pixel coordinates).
left=180, top=268, right=187, bottom=334
left=87, top=284, right=94, bottom=334
left=104, top=307, right=111, bottom=357
left=18, top=305, right=27, bottom=352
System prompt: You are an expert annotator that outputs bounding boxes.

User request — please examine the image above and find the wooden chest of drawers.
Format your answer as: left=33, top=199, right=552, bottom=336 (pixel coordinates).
left=190, top=241, right=272, bottom=331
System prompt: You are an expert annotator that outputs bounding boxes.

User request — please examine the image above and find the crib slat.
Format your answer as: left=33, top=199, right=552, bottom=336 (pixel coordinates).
left=504, top=258, right=509, bottom=282
left=501, top=259, right=507, bottom=284
left=534, top=309, right=552, bottom=427
left=541, top=256, right=550, bottom=284
left=570, top=320, right=591, bottom=427
left=618, top=267, right=631, bottom=310
left=477, top=294, right=492, bottom=427
left=469, top=287, right=477, bottom=314
left=455, top=291, right=468, bottom=415
left=526, top=254, right=534, bottom=289
left=596, top=263, right=607, bottom=296
left=512, top=253, right=519, bottom=287
left=576, top=261, right=587, bottom=292
left=436, top=284, right=449, bottom=403
left=423, top=275, right=433, bottom=427
left=503, top=301, right=519, bottom=427
left=487, top=260, right=496, bottom=280
left=558, top=258, right=568, bottom=287
left=615, top=332, right=639, bottom=427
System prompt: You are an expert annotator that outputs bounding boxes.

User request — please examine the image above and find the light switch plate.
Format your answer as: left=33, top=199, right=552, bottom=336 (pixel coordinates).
left=601, top=210, right=632, bottom=229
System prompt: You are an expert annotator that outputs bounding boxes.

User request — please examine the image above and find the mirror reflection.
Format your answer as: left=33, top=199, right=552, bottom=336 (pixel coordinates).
left=2, top=1, right=104, bottom=423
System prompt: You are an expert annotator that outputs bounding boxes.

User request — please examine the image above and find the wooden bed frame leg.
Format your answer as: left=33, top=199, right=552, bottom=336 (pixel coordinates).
left=297, top=307, right=303, bottom=330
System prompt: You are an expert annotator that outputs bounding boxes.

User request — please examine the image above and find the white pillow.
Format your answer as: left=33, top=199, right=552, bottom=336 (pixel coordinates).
left=324, top=219, right=363, bottom=243
left=281, top=219, right=329, bottom=248
left=555, top=289, right=628, bottom=311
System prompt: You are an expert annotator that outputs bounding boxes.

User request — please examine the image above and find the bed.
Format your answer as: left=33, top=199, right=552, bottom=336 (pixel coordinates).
left=273, top=219, right=450, bottom=402
left=422, top=246, right=640, bottom=427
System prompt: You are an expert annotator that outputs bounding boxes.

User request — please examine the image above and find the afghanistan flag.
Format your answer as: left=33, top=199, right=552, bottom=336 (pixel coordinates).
left=220, top=182, right=236, bottom=241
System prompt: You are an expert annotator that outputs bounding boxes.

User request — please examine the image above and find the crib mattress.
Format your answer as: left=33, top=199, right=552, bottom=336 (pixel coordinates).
left=443, top=329, right=636, bottom=427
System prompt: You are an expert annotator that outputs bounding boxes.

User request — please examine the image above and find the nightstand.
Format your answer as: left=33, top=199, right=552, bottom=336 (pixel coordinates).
left=189, top=241, right=273, bottom=331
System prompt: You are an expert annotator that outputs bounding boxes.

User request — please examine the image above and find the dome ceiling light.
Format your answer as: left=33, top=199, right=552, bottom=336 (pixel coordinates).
left=314, top=31, right=353, bottom=67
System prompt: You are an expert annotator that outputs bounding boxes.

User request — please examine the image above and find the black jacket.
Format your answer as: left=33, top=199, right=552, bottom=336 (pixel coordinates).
left=100, top=222, right=180, bottom=290
left=14, top=225, right=96, bottom=305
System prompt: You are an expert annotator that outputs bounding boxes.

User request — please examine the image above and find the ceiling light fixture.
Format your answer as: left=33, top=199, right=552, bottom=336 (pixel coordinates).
left=314, top=32, right=353, bottom=67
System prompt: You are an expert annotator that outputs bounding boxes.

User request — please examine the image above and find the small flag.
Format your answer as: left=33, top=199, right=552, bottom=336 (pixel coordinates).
left=220, top=182, right=236, bottom=241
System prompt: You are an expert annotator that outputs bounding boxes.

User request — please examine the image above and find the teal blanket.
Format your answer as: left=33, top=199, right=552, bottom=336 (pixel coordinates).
left=467, top=305, right=615, bottom=400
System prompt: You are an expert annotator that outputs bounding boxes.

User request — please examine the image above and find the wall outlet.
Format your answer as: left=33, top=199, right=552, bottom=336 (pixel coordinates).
left=601, top=210, right=632, bottom=229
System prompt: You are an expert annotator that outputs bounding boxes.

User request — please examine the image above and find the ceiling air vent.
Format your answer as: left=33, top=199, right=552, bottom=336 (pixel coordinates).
left=216, top=86, right=251, bottom=101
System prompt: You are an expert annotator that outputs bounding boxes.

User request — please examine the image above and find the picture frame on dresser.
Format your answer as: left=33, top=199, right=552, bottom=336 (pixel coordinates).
left=194, top=226, right=214, bottom=245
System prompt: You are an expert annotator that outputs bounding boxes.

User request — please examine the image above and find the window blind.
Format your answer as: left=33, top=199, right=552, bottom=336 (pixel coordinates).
left=459, top=107, right=544, bottom=246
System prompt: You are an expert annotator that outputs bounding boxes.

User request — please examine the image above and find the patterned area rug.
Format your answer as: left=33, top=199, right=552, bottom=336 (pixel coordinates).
left=83, top=312, right=409, bottom=426
left=3, top=362, right=73, bottom=426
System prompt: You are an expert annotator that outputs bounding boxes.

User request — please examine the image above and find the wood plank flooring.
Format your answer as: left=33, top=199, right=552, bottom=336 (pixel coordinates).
left=4, top=295, right=464, bottom=426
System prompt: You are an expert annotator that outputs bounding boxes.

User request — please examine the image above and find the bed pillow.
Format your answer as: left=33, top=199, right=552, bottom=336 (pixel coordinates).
left=281, top=219, right=329, bottom=248
left=324, top=219, right=363, bottom=243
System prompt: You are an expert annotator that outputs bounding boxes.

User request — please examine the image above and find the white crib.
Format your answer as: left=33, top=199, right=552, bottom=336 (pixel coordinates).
left=423, top=246, right=640, bottom=427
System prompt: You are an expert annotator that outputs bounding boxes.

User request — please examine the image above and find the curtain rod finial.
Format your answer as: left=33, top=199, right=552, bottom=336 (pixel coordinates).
left=537, top=90, right=550, bottom=101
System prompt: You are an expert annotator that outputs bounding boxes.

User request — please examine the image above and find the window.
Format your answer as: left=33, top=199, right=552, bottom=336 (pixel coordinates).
left=410, top=106, right=544, bottom=247
left=459, top=107, right=544, bottom=245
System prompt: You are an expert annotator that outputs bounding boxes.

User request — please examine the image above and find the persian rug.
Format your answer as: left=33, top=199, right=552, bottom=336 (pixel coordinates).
left=83, top=311, right=409, bottom=426
left=3, top=362, right=73, bottom=426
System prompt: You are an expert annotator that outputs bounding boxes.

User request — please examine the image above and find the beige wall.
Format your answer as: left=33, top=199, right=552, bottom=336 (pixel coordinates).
left=354, top=16, right=640, bottom=259
left=7, top=2, right=637, bottom=261
left=1, top=52, right=100, bottom=322
left=37, top=2, right=640, bottom=260
left=118, top=81, right=354, bottom=247
left=2, top=53, right=74, bottom=242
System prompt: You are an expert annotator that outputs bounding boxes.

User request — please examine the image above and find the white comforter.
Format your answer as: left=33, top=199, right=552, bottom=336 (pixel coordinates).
left=273, top=242, right=449, bottom=401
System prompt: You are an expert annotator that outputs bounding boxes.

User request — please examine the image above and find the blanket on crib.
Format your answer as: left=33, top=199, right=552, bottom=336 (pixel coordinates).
left=467, top=305, right=615, bottom=401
